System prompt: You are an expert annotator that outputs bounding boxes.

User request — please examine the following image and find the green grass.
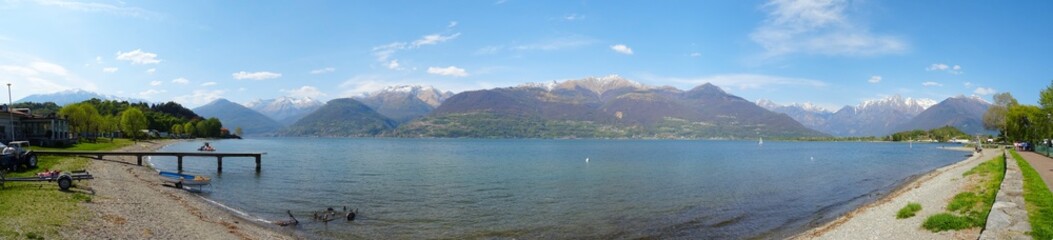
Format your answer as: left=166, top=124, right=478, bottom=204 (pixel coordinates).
left=1010, top=150, right=1053, bottom=240
left=896, top=202, right=922, bottom=219
left=923, top=154, right=1005, bottom=232
left=0, top=139, right=131, bottom=239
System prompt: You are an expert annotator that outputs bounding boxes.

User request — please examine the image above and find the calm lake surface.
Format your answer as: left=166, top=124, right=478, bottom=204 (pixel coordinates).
left=149, top=138, right=965, bottom=239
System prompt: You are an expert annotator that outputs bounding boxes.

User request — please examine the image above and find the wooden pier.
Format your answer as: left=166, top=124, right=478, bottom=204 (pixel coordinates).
left=33, top=150, right=264, bottom=172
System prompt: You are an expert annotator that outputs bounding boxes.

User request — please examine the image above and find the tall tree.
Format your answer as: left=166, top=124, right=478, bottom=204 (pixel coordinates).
left=183, top=122, right=195, bottom=138
left=983, top=92, right=1018, bottom=140
left=171, top=124, right=182, bottom=138
left=1041, top=80, right=1053, bottom=110
left=120, top=108, right=148, bottom=141
left=1005, top=104, right=1043, bottom=143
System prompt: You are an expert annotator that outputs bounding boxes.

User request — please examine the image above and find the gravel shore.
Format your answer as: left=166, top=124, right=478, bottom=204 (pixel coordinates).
left=794, top=147, right=987, bottom=240
left=62, top=140, right=297, bottom=239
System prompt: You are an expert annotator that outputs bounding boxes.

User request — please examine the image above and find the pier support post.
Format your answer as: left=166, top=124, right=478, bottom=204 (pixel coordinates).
left=255, top=155, right=261, bottom=172
left=177, top=156, right=183, bottom=172
left=217, top=157, right=223, bottom=173
left=137, top=155, right=143, bottom=166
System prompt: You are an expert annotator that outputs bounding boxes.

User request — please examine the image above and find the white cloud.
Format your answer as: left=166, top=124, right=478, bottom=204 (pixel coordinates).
left=447, top=21, right=458, bottom=28
left=564, top=13, right=585, bottom=21
left=232, top=71, right=281, bottom=80
left=310, top=67, right=335, bottom=74
left=386, top=60, right=401, bottom=70
left=173, top=89, right=225, bottom=107
left=171, top=77, right=189, bottom=84
left=868, top=75, right=881, bottom=84
left=138, top=89, right=166, bottom=98
left=690, top=52, right=702, bottom=57
left=610, top=44, right=634, bottom=55
left=200, top=81, right=217, bottom=87
left=0, top=60, right=97, bottom=99
left=974, top=87, right=996, bottom=96
left=281, top=85, right=328, bottom=99
left=102, top=67, right=118, bottom=73
left=149, top=80, right=161, bottom=86
left=926, top=63, right=949, bottom=71
left=427, top=66, right=469, bottom=77
left=964, top=82, right=973, bottom=88
left=750, top=0, right=906, bottom=57
left=146, top=68, right=155, bottom=74
left=94, top=56, right=102, bottom=64
left=115, top=49, right=161, bottom=64
left=926, top=63, right=962, bottom=74
left=338, top=76, right=395, bottom=97
left=371, top=32, right=461, bottom=63
left=652, top=73, right=828, bottom=90
left=921, top=81, right=942, bottom=87
left=412, top=33, right=461, bottom=47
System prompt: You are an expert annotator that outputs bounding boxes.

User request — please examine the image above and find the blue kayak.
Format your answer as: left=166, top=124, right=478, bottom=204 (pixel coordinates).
left=159, top=171, right=211, bottom=188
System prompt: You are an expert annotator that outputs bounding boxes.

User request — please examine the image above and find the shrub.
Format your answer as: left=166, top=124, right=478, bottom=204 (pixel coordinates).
left=897, top=202, right=922, bottom=219
left=923, top=213, right=971, bottom=231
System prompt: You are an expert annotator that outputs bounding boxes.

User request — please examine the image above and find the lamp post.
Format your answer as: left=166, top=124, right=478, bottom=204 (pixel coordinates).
left=7, top=83, right=13, bottom=142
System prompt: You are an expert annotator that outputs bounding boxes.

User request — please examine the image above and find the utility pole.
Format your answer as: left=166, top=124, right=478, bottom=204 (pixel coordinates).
left=7, top=83, right=13, bottom=142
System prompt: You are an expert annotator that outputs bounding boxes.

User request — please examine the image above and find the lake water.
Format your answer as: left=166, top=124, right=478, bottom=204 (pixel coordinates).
left=148, top=138, right=966, bottom=239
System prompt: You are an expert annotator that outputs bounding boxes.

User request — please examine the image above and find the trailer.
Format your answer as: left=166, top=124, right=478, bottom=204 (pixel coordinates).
left=0, top=170, right=94, bottom=191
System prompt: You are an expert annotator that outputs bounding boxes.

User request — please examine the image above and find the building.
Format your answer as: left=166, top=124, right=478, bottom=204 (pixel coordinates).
left=1, top=105, right=75, bottom=146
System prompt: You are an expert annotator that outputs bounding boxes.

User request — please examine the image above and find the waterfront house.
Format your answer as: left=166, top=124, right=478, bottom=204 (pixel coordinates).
left=1, top=105, right=75, bottom=146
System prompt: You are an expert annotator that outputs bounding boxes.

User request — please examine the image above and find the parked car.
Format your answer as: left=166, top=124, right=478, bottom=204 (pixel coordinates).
left=1, top=141, right=37, bottom=171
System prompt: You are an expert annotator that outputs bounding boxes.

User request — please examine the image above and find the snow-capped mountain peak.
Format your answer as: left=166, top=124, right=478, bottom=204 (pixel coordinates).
left=857, top=95, right=936, bottom=113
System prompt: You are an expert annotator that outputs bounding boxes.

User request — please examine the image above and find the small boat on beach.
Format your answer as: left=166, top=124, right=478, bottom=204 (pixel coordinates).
left=159, top=171, right=211, bottom=190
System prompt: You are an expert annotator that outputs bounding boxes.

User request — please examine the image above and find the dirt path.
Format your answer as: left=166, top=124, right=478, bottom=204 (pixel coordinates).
left=62, top=140, right=297, bottom=239
left=1017, top=151, right=1053, bottom=192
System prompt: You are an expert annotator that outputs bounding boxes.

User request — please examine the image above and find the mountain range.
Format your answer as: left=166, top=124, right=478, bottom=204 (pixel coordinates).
left=277, top=98, right=396, bottom=137
left=897, top=96, right=992, bottom=135
left=760, top=95, right=991, bottom=137
left=244, top=96, right=323, bottom=126
left=193, top=99, right=283, bottom=136
left=16, top=89, right=148, bottom=105
left=353, top=85, right=453, bottom=124
left=396, top=75, right=826, bottom=138
left=13, top=77, right=995, bottom=139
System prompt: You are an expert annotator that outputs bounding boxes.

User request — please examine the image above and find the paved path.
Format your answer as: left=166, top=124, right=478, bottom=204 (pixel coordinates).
left=1017, top=151, right=1053, bottom=192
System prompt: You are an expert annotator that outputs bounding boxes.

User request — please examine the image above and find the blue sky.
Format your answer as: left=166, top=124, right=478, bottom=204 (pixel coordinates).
left=0, top=0, right=1050, bottom=109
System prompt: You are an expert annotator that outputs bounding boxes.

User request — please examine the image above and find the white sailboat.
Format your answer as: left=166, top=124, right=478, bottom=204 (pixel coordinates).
left=759, top=137, right=763, bottom=146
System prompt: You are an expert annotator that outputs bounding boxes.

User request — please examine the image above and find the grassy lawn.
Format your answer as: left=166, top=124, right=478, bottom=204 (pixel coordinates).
left=0, top=139, right=132, bottom=239
left=1009, top=150, right=1053, bottom=240
left=923, top=154, right=1005, bottom=232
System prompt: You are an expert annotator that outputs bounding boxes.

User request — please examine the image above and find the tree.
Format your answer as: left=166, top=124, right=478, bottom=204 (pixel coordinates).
left=171, top=124, right=182, bottom=138
left=205, top=118, right=222, bottom=138
left=183, top=122, right=195, bottom=138
left=58, top=103, right=101, bottom=141
left=120, top=108, right=148, bottom=141
left=983, top=92, right=1018, bottom=140
left=1005, top=104, right=1043, bottom=143
left=1041, top=80, right=1053, bottom=110
left=195, top=121, right=208, bottom=138
left=235, top=127, right=243, bottom=137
